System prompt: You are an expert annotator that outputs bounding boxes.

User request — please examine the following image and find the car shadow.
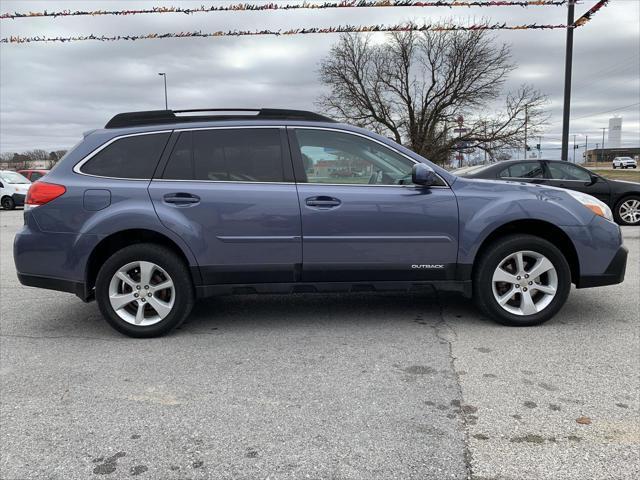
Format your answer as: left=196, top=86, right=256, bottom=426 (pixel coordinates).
left=181, top=290, right=479, bottom=334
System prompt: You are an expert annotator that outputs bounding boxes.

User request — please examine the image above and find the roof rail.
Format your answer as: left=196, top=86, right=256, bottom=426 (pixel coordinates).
left=104, top=108, right=335, bottom=129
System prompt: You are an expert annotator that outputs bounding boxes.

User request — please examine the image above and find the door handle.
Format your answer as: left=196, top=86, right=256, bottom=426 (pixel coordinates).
left=305, top=196, right=341, bottom=208
left=163, top=193, right=200, bottom=205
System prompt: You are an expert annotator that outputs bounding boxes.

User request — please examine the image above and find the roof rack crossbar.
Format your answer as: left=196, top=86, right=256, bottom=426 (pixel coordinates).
left=104, top=108, right=335, bottom=129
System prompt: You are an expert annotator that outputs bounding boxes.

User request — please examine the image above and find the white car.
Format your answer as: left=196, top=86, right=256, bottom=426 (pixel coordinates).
left=0, top=170, right=31, bottom=210
left=612, top=157, right=637, bottom=169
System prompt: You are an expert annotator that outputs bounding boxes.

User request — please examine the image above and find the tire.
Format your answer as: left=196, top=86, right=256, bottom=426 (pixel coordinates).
left=473, top=234, right=571, bottom=327
left=614, top=195, right=640, bottom=226
left=1, top=196, right=15, bottom=210
left=95, top=243, right=195, bottom=337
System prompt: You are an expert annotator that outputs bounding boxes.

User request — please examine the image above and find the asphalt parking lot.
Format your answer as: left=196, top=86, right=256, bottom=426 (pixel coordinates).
left=1, top=209, right=638, bottom=480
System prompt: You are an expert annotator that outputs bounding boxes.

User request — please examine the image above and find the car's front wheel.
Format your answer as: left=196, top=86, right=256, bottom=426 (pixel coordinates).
left=95, top=244, right=194, bottom=337
left=473, top=235, right=571, bottom=326
left=615, top=196, right=640, bottom=226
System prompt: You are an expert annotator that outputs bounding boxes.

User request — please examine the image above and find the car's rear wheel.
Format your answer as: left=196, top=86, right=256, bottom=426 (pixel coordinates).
left=473, top=235, right=571, bottom=326
left=95, top=243, right=194, bottom=337
left=615, top=196, right=640, bottom=226
left=1, top=196, right=15, bottom=210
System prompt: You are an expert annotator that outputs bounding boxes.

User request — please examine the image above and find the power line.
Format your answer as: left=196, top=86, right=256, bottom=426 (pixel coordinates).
left=548, top=101, right=640, bottom=126
left=569, top=102, right=640, bottom=122
left=572, top=61, right=640, bottom=94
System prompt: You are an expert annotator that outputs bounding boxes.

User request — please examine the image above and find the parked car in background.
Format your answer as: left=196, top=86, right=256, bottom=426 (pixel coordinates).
left=13, top=109, right=627, bottom=337
left=18, top=169, right=49, bottom=182
left=0, top=170, right=31, bottom=210
left=612, top=157, right=637, bottom=169
left=457, top=159, right=640, bottom=226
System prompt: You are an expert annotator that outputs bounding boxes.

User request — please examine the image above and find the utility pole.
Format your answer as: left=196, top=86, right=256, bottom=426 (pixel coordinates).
left=572, top=134, right=577, bottom=163
left=601, top=127, right=606, bottom=164
left=584, top=135, right=588, bottom=163
left=524, top=104, right=528, bottom=160
left=561, top=0, right=576, bottom=161
left=158, top=72, right=168, bottom=110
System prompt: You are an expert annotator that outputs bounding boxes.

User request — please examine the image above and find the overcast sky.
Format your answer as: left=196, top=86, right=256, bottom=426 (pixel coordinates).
left=1, top=0, right=638, bottom=160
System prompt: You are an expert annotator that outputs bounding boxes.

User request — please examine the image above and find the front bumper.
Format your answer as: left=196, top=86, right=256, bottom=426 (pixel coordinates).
left=576, top=245, right=628, bottom=288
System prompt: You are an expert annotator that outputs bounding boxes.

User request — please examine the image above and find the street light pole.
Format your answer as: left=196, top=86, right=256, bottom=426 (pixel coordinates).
left=158, top=73, right=168, bottom=110
left=561, top=0, right=576, bottom=161
left=601, top=127, right=606, bottom=164
left=572, top=134, right=577, bottom=163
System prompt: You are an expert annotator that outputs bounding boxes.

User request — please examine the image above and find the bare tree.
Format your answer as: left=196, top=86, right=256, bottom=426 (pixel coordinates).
left=47, top=150, right=68, bottom=168
left=318, top=31, right=547, bottom=165
left=0, top=149, right=67, bottom=169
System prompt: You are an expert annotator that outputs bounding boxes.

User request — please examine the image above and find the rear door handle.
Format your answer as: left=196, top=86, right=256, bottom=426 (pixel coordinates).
left=305, top=196, right=341, bottom=208
left=163, top=193, right=200, bottom=205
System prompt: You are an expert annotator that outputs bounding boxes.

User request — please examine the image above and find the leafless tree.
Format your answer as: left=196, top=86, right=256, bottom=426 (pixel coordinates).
left=318, top=31, right=547, bottom=165
left=0, top=149, right=67, bottom=169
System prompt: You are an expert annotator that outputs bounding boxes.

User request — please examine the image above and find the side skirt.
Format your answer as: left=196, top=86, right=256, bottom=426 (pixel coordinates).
left=195, top=280, right=472, bottom=299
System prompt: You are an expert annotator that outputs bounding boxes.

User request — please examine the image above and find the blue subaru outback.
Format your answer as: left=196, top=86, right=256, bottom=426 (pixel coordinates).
left=13, top=109, right=628, bottom=337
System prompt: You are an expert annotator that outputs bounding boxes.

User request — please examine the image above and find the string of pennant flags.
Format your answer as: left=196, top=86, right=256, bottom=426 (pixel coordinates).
left=0, top=1, right=570, bottom=20
left=0, top=21, right=594, bottom=44
left=0, top=0, right=609, bottom=44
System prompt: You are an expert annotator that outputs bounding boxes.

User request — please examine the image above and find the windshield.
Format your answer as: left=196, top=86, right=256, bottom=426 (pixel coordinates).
left=0, top=171, right=31, bottom=184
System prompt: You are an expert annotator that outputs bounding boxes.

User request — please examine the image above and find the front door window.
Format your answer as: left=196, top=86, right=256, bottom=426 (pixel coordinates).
left=295, top=129, right=416, bottom=185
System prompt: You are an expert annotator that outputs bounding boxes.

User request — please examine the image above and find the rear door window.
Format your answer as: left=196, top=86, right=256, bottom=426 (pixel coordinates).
left=498, top=162, right=544, bottom=179
left=162, top=128, right=285, bottom=182
left=81, top=133, right=170, bottom=179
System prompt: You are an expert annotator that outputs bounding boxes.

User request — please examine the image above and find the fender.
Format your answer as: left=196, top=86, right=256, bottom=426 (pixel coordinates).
left=75, top=203, right=199, bottom=267
left=453, top=178, right=593, bottom=265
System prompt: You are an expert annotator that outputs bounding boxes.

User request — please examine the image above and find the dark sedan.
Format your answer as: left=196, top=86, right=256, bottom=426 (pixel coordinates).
left=456, top=159, right=640, bottom=226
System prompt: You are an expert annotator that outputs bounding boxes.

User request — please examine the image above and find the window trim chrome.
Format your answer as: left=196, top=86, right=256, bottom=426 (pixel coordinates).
left=73, top=124, right=449, bottom=188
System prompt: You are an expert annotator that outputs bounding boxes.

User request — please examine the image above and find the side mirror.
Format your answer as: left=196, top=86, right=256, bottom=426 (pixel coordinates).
left=412, top=163, right=437, bottom=186
left=589, top=174, right=599, bottom=185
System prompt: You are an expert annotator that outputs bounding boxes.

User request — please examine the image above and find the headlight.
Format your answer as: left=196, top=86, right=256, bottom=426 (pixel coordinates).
left=565, top=190, right=613, bottom=222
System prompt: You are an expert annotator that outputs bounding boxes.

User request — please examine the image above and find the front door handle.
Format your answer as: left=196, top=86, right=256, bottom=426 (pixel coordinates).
left=163, top=193, right=200, bottom=205
left=305, top=196, right=341, bottom=208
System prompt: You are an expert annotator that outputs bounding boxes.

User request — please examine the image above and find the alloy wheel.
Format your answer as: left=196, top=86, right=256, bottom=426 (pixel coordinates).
left=108, top=260, right=175, bottom=326
left=491, top=250, right=558, bottom=316
left=619, top=199, right=640, bottom=225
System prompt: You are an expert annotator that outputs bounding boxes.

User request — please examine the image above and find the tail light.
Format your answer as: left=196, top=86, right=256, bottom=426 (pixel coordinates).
left=25, top=181, right=66, bottom=208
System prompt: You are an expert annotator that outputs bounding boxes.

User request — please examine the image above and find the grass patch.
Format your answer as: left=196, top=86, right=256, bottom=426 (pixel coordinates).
left=589, top=169, right=640, bottom=183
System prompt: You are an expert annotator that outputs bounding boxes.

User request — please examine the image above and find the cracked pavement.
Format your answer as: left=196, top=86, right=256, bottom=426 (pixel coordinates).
left=1, top=209, right=638, bottom=479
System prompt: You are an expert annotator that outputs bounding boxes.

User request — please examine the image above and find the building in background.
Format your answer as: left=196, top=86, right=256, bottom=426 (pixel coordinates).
left=585, top=146, right=640, bottom=164
left=608, top=116, right=622, bottom=148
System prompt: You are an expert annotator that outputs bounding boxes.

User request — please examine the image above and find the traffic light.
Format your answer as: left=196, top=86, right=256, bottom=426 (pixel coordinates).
left=536, top=143, right=541, bottom=150
left=526, top=145, right=531, bottom=151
